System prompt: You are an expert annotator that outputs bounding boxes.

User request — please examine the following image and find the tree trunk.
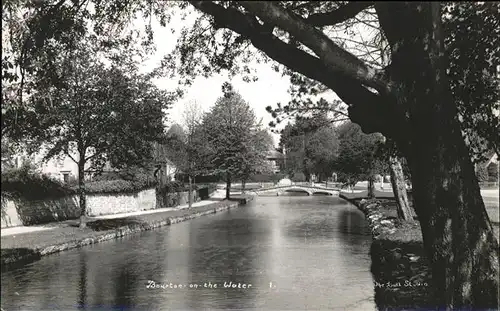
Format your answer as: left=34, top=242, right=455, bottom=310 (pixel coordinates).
left=389, top=156, right=414, bottom=221
left=367, top=176, right=375, bottom=199
left=78, top=160, right=86, bottom=229
left=154, top=165, right=164, bottom=208
left=376, top=3, right=499, bottom=308
left=225, top=174, right=231, bottom=200
left=241, top=179, right=246, bottom=194
left=188, top=175, right=193, bottom=208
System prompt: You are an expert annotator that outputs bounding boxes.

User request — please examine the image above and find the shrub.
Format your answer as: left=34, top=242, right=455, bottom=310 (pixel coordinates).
left=91, top=171, right=123, bottom=181
left=157, top=180, right=185, bottom=196
left=82, top=168, right=157, bottom=194
left=247, top=173, right=287, bottom=183
left=291, top=172, right=306, bottom=182
left=1, top=165, right=75, bottom=200
left=196, top=183, right=217, bottom=199
left=487, top=163, right=498, bottom=182
left=81, top=177, right=156, bottom=195
left=476, top=165, right=489, bottom=182
left=175, top=173, right=222, bottom=183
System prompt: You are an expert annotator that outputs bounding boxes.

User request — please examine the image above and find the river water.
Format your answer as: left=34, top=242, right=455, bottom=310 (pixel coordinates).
left=1, top=195, right=376, bottom=311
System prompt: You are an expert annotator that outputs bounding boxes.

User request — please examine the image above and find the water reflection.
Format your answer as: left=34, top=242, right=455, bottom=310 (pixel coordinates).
left=77, top=252, right=87, bottom=309
left=1, top=196, right=375, bottom=310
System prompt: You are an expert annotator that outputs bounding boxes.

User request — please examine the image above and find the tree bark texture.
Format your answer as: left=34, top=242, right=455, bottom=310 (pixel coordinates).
left=78, top=160, right=86, bottom=229
left=155, top=164, right=168, bottom=208
left=188, top=175, right=193, bottom=208
left=376, top=3, right=499, bottom=308
left=367, top=176, right=375, bottom=199
left=389, top=156, right=414, bottom=221
left=226, top=174, right=231, bottom=200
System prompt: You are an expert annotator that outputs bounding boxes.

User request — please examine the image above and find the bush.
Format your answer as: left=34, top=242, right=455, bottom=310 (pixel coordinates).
left=247, top=173, right=287, bottom=183
left=291, top=172, right=306, bottom=182
left=196, top=183, right=217, bottom=199
left=82, top=168, right=157, bottom=194
left=1, top=165, right=75, bottom=200
left=91, top=171, right=123, bottom=181
left=81, top=177, right=156, bottom=194
left=487, top=163, right=498, bottom=182
left=157, top=180, right=185, bottom=197
left=175, top=173, right=222, bottom=183
left=476, top=165, right=489, bottom=182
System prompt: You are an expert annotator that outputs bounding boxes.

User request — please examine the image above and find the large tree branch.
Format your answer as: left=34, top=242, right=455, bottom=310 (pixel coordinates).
left=188, top=1, right=404, bottom=139
left=306, top=2, right=373, bottom=26
left=238, top=1, right=387, bottom=92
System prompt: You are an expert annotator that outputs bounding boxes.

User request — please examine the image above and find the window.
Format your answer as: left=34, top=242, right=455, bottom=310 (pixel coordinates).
left=63, top=173, right=70, bottom=184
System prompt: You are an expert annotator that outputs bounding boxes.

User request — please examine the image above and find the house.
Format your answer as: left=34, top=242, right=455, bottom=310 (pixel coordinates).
left=7, top=144, right=93, bottom=183
left=152, top=142, right=177, bottom=182
left=7, top=142, right=178, bottom=184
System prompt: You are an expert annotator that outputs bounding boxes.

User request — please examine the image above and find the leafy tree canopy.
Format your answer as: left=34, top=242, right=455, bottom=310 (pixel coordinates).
left=334, top=121, right=386, bottom=185
left=200, top=82, right=273, bottom=180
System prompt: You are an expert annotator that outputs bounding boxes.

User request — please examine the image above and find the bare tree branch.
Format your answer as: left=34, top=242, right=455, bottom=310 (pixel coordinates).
left=238, top=1, right=387, bottom=92
left=306, top=2, right=374, bottom=27
left=189, top=1, right=398, bottom=136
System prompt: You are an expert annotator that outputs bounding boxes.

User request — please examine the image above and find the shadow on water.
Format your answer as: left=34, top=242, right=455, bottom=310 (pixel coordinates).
left=77, top=252, right=87, bottom=309
left=283, top=190, right=310, bottom=196
left=113, top=260, right=139, bottom=310
left=338, top=209, right=371, bottom=236
left=283, top=204, right=369, bottom=240
left=312, top=192, right=333, bottom=196
left=1, top=248, right=42, bottom=272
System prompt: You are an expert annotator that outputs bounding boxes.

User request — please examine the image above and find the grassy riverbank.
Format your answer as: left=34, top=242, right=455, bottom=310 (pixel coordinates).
left=343, top=196, right=434, bottom=310
left=1, top=196, right=252, bottom=271
left=341, top=191, right=499, bottom=310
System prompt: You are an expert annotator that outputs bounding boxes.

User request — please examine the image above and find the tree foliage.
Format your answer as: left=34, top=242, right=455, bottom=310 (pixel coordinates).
left=201, top=82, right=273, bottom=185
left=4, top=39, right=170, bottom=172
left=279, top=113, right=338, bottom=181
left=334, top=121, right=386, bottom=185
left=2, top=31, right=172, bottom=227
left=264, top=2, right=499, bottom=162
left=443, top=2, right=500, bottom=161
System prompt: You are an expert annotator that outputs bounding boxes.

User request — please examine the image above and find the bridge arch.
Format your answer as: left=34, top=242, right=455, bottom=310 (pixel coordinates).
left=251, top=184, right=339, bottom=196
left=284, top=188, right=312, bottom=195
left=312, top=191, right=333, bottom=196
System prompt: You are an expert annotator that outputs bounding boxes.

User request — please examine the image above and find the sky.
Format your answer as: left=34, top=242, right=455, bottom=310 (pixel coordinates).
left=131, top=5, right=377, bottom=147
left=134, top=9, right=294, bottom=147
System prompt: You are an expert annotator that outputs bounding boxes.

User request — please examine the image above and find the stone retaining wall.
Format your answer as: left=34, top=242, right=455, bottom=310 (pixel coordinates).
left=1, top=195, right=80, bottom=228
left=86, top=188, right=157, bottom=217
left=342, top=195, right=434, bottom=310
left=1, top=188, right=213, bottom=228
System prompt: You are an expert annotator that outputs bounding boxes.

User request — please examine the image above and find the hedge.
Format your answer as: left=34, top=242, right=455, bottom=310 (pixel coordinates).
left=291, top=172, right=306, bottom=182
left=247, top=173, right=287, bottom=183
left=79, top=178, right=157, bottom=194
left=2, top=166, right=216, bottom=201
left=175, top=173, right=222, bottom=184
left=1, top=166, right=75, bottom=201
left=1, top=166, right=158, bottom=200
left=79, top=169, right=157, bottom=194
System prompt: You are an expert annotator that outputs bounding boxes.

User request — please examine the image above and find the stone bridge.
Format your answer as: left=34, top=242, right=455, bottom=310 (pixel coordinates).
left=250, top=185, right=339, bottom=196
